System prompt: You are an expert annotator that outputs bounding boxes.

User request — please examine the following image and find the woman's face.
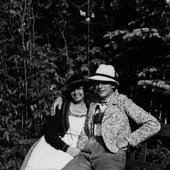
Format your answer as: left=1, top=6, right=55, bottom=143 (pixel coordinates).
left=70, top=86, right=85, bottom=103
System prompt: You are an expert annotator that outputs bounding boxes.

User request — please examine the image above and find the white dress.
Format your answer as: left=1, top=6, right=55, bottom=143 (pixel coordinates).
left=21, top=110, right=86, bottom=170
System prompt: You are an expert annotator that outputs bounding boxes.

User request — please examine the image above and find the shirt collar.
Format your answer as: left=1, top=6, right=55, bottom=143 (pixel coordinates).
left=99, top=92, right=113, bottom=105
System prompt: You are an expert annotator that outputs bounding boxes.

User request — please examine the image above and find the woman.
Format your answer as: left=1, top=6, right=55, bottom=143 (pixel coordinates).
left=20, top=74, right=90, bottom=170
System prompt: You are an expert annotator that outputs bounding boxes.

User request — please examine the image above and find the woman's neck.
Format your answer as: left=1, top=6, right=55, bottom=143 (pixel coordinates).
left=70, top=101, right=87, bottom=114
left=72, top=100, right=85, bottom=105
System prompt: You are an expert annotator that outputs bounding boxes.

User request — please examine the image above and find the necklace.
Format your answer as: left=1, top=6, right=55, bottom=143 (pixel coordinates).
left=69, top=102, right=87, bottom=117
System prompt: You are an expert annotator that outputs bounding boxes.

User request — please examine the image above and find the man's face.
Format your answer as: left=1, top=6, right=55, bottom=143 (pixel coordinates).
left=94, top=81, right=115, bottom=100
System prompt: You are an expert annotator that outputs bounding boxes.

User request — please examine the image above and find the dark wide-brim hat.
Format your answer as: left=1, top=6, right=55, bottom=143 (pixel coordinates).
left=62, top=74, right=89, bottom=92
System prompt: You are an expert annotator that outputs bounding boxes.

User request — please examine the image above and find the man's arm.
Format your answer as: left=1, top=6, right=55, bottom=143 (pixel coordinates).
left=50, top=96, right=63, bottom=116
left=119, top=95, right=161, bottom=147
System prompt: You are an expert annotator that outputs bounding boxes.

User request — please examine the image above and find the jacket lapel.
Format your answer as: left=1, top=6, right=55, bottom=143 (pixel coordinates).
left=102, top=93, right=118, bottom=122
left=87, top=93, right=119, bottom=134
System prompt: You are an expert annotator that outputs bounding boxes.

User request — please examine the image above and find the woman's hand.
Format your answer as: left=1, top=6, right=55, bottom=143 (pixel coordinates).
left=66, top=147, right=81, bottom=157
left=50, top=96, right=63, bottom=116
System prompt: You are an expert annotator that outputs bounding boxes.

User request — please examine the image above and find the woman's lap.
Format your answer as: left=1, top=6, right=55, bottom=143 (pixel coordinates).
left=21, top=136, right=73, bottom=170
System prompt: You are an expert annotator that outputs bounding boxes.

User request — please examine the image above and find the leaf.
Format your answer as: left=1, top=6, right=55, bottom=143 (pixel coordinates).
left=81, top=64, right=89, bottom=72
left=91, top=58, right=103, bottom=65
left=44, top=2, right=52, bottom=10
left=9, top=10, right=17, bottom=15
left=49, top=56, right=58, bottom=61
left=90, top=47, right=101, bottom=54
left=3, top=131, right=10, bottom=142
left=0, top=127, right=6, bottom=131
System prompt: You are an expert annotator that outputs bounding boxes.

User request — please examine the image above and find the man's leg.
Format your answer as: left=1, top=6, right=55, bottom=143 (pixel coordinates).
left=91, top=149, right=126, bottom=170
left=62, top=152, right=91, bottom=170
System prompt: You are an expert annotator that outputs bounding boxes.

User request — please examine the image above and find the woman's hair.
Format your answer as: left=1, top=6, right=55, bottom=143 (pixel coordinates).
left=65, top=85, right=85, bottom=100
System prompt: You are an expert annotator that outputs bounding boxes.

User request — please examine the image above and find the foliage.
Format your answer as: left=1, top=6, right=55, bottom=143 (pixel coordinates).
left=147, top=139, right=170, bottom=165
left=0, top=144, right=27, bottom=170
left=0, top=0, right=170, bottom=169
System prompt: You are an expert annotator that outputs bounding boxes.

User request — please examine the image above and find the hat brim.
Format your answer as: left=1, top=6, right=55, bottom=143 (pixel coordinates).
left=62, top=79, right=89, bottom=91
left=89, top=76, right=119, bottom=85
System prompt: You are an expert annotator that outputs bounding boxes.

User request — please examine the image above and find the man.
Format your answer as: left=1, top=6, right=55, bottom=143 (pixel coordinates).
left=61, top=64, right=161, bottom=170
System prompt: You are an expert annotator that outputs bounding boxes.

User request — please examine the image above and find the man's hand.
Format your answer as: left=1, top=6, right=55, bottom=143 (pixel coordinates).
left=66, top=147, right=81, bottom=157
left=50, top=96, right=63, bottom=116
left=116, top=137, right=129, bottom=150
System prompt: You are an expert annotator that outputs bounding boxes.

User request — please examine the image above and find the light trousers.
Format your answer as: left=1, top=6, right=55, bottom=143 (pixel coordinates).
left=62, top=136, right=126, bottom=170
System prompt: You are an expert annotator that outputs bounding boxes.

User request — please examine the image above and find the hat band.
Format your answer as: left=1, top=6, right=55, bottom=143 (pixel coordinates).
left=94, top=73, right=117, bottom=81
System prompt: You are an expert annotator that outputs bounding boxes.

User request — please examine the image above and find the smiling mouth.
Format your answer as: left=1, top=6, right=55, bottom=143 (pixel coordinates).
left=98, top=89, right=105, bottom=92
left=98, top=90, right=105, bottom=94
left=74, top=95, right=79, bottom=98
left=74, top=94, right=81, bottom=98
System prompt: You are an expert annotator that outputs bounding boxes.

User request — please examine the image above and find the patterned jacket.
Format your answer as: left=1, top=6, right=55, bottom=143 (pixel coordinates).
left=77, top=92, right=161, bottom=153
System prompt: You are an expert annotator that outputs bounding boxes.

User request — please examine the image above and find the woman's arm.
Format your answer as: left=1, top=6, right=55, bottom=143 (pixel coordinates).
left=44, top=114, right=69, bottom=152
left=45, top=101, right=81, bottom=157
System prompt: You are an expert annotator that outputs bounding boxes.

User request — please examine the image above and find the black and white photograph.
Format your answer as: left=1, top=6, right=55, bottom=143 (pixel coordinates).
left=0, top=0, right=170, bottom=170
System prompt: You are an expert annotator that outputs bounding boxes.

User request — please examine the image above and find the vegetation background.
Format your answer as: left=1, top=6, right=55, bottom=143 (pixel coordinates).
left=0, top=0, right=170, bottom=169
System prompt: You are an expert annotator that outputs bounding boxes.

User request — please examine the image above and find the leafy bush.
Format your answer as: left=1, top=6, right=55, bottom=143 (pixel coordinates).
left=0, top=0, right=170, bottom=169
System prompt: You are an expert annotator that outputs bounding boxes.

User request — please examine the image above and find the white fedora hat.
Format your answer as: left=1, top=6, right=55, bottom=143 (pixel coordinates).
left=89, top=64, right=119, bottom=85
